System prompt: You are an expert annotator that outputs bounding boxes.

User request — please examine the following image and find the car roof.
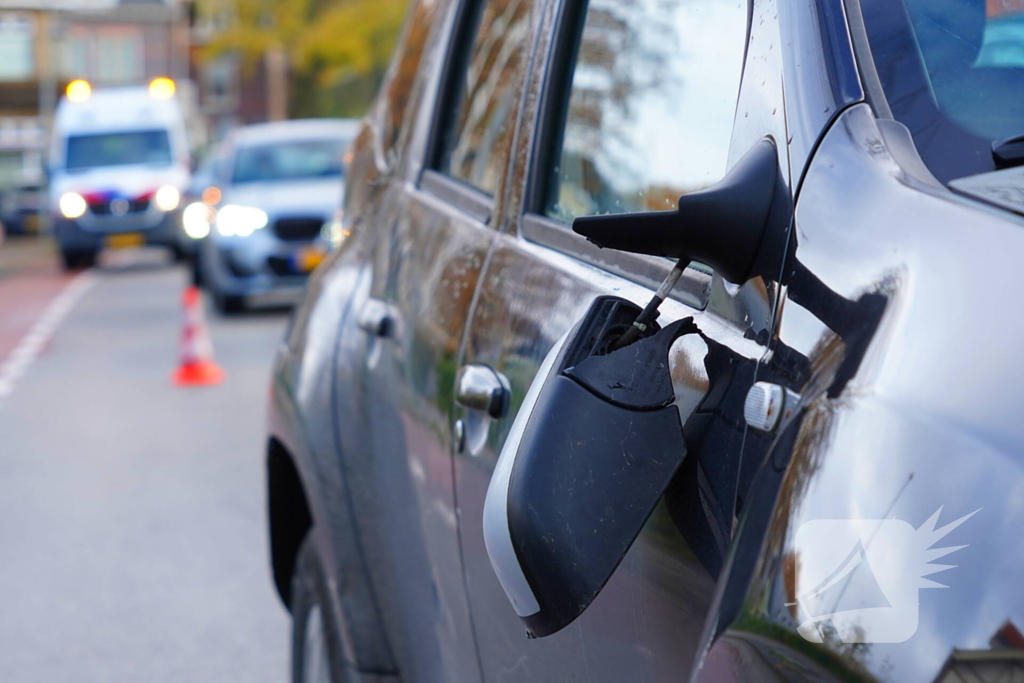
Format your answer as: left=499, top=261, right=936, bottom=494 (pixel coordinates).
left=231, top=119, right=361, bottom=147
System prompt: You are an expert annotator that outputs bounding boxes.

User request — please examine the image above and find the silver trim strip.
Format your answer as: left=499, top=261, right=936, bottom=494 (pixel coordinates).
left=482, top=330, right=570, bottom=617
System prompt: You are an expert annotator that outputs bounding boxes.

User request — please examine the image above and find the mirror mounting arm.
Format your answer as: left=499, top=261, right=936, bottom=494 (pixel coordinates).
left=571, top=138, right=790, bottom=287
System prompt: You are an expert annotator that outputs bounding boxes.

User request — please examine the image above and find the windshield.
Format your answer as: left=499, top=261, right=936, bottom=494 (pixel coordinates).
left=65, top=130, right=173, bottom=171
left=230, top=139, right=348, bottom=184
left=861, top=0, right=1024, bottom=183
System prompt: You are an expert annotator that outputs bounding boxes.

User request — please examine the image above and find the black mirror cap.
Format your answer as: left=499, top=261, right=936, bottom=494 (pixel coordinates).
left=505, top=306, right=696, bottom=638
left=511, top=381, right=686, bottom=637
left=572, top=138, right=791, bottom=286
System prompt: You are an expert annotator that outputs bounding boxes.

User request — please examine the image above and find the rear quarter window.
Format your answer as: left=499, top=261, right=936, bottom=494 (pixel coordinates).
left=434, top=0, right=540, bottom=196
left=379, top=0, right=441, bottom=167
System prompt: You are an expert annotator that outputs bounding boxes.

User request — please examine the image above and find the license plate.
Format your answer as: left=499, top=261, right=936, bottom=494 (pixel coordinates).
left=105, top=232, right=144, bottom=250
left=293, top=247, right=326, bottom=273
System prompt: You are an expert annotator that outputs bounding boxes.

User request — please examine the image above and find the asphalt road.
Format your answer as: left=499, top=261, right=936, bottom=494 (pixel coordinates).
left=0, top=237, right=291, bottom=681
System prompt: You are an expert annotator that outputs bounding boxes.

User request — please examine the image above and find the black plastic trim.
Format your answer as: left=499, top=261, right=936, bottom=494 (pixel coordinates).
left=522, top=0, right=589, bottom=215
left=713, top=417, right=800, bottom=640
left=421, top=169, right=494, bottom=224
left=844, top=0, right=893, bottom=120
left=817, top=0, right=864, bottom=106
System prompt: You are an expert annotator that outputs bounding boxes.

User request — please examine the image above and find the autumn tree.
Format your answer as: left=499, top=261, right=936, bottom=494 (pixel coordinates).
left=199, top=0, right=408, bottom=118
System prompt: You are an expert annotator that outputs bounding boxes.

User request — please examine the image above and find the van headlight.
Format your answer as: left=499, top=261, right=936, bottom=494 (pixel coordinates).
left=59, top=192, right=87, bottom=219
left=154, top=186, right=180, bottom=211
left=215, top=204, right=268, bottom=237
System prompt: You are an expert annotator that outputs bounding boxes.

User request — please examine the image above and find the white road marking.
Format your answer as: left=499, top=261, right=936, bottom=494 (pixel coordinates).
left=0, top=271, right=97, bottom=406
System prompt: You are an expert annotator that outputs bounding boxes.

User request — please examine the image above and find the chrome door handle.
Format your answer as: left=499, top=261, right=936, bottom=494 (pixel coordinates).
left=455, top=365, right=510, bottom=419
left=358, top=298, right=393, bottom=338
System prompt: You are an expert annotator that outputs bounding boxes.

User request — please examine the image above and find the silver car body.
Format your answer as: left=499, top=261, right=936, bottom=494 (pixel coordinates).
left=202, top=118, right=359, bottom=305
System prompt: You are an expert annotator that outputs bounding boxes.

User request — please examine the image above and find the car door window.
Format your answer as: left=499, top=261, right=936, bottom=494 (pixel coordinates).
left=542, top=0, right=748, bottom=222
left=435, top=0, right=535, bottom=196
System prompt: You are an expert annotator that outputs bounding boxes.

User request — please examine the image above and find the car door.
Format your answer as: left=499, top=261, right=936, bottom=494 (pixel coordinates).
left=452, top=0, right=793, bottom=679
left=352, top=0, right=545, bottom=679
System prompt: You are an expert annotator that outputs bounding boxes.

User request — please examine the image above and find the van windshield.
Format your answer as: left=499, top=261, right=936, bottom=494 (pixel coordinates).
left=66, top=130, right=173, bottom=171
left=231, top=139, right=347, bottom=184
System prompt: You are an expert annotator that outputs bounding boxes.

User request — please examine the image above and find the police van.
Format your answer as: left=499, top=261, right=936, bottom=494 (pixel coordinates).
left=48, top=79, right=192, bottom=269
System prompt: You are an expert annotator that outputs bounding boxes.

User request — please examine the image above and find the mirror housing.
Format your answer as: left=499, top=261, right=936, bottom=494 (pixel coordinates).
left=572, top=138, right=790, bottom=285
left=484, top=297, right=697, bottom=637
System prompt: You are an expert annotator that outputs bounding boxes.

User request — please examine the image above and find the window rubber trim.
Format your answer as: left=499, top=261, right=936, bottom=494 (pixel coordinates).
left=843, top=0, right=893, bottom=120
left=817, top=0, right=865, bottom=107
left=421, top=169, right=493, bottom=224
left=521, top=0, right=588, bottom=216
left=421, top=0, right=488, bottom=180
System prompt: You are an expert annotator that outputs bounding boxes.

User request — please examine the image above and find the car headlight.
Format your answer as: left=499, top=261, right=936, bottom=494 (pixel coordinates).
left=182, top=202, right=213, bottom=239
left=215, top=204, right=268, bottom=237
left=59, top=192, right=87, bottom=219
left=154, top=185, right=180, bottom=211
left=322, top=208, right=347, bottom=249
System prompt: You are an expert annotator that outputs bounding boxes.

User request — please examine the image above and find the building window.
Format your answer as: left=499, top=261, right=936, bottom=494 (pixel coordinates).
left=0, top=14, right=35, bottom=82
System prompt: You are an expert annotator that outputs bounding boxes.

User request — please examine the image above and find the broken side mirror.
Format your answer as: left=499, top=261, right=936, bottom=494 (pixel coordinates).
left=482, top=139, right=791, bottom=638
left=483, top=296, right=698, bottom=637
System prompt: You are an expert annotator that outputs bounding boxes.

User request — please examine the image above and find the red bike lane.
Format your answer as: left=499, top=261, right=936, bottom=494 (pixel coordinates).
left=0, top=239, right=77, bottom=363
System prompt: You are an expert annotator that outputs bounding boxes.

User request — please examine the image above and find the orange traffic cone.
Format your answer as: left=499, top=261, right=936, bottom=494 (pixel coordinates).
left=172, top=286, right=225, bottom=386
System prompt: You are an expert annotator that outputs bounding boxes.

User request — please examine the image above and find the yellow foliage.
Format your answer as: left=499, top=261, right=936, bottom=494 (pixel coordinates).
left=199, top=0, right=408, bottom=85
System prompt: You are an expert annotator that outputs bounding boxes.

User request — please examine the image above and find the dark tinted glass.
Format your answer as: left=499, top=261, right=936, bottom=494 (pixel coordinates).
left=66, top=130, right=172, bottom=170
left=544, top=0, right=747, bottom=222
left=231, top=139, right=348, bottom=184
left=437, top=0, right=536, bottom=195
left=862, top=0, right=1024, bottom=182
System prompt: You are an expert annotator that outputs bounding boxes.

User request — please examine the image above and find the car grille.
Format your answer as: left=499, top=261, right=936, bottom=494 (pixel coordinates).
left=273, top=217, right=322, bottom=242
left=267, top=255, right=304, bottom=277
left=89, top=199, right=150, bottom=216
